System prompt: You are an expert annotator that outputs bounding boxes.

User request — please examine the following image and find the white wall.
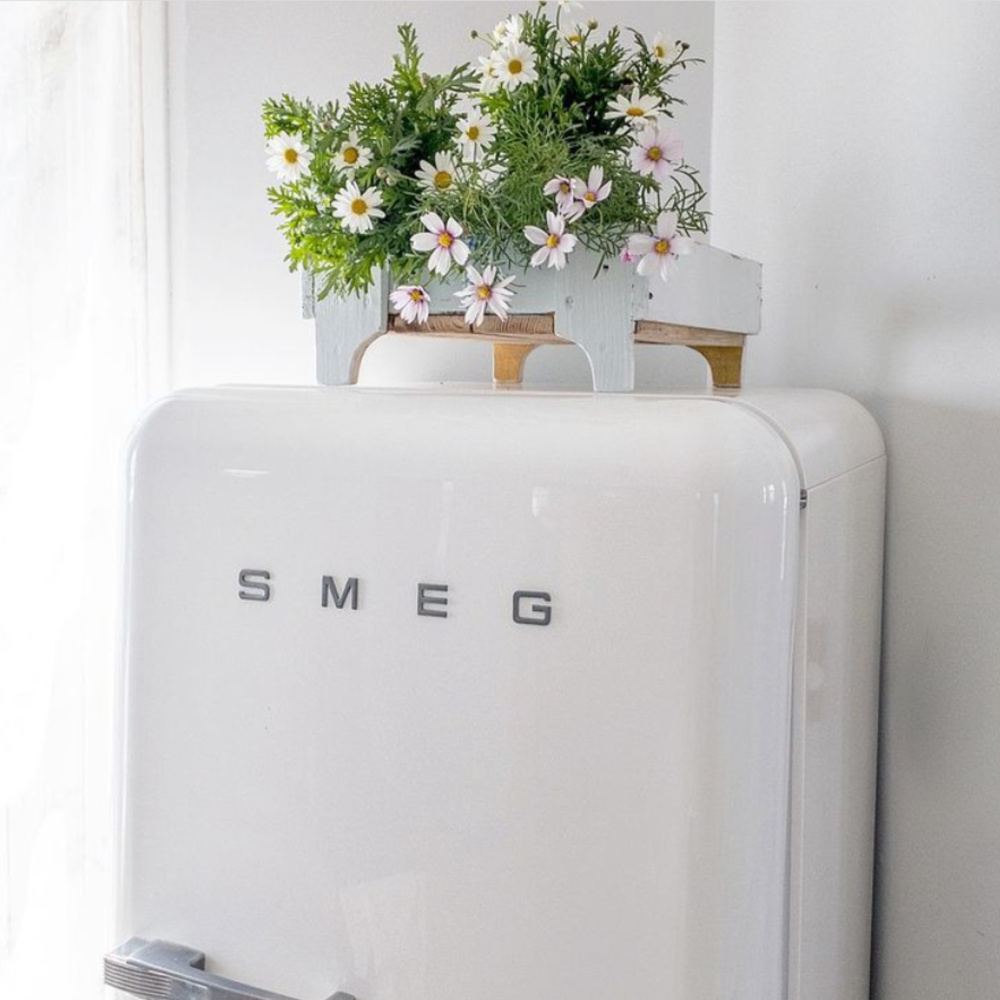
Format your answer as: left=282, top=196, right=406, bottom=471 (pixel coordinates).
left=166, top=0, right=714, bottom=390
left=165, top=2, right=1000, bottom=992
left=712, top=4, right=1000, bottom=997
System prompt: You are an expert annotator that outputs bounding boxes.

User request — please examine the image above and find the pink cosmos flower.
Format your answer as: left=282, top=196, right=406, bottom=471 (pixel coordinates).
left=625, top=211, right=695, bottom=282
left=571, top=165, right=613, bottom=212
left=409, top=213, right=470, bottom=276
left=543, top=175, right=577, bottom=214
left=389, top=285, right=431, bottom=325
left=524, top=211, right=578, bottom=270
left=455, top=265, right=516, bottom=326
left=629, top=121, right=684, bottom=185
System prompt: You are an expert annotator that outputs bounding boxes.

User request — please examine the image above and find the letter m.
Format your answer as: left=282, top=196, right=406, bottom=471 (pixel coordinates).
left=321, top=576, right=359, bottom=610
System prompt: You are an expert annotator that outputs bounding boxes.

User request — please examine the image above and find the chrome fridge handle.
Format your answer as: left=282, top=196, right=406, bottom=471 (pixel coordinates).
left=104, top=938, right=357, bottom=1000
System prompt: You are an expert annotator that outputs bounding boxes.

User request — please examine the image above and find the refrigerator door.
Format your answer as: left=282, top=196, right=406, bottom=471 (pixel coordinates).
left=115, top=387, right=801, bottom=1000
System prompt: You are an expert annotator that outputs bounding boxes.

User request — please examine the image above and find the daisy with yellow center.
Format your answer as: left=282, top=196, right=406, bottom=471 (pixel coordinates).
left=478, top=53, right=503, bottom=94
left=491, top=14, right=522, bottom=45
left=629, top=120, right=684, bottom=184
left=409, top=213, right=470, bottom=276
left=559, top=21, right=586, bottom=50
left=606, top=86, right=661, bottom=129
left=651, top=32, right=682, bottom=64
left=416, top=151, right=459, bottom=192
left=495, top=40, right=537, bottom=91
left=265, top=133, right=313, bottom=183
left=571, top=165, right=613, bottom=214
left=624, top=211, right=695, bottom=282
left=543, top=175, right=577, bottom=214
left=333, top=131, right=372, bottom=174
left=389, top=284, right=431, bottom=325
left=331, top=180, right=385, bottom=233
left=457, top=112, right=495, bottom=162
left=455, top=264, right=516, bottom=327
left=524, top=210, right=578, bottom=271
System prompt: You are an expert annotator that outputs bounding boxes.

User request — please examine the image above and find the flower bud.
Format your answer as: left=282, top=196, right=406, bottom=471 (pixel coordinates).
left=376, top=166, right=388, bottom=179
left=587, top=18, right=598, bottom=29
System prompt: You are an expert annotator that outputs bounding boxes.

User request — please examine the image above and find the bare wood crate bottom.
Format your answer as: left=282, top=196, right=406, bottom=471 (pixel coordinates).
left=381, top=314, right=746, bottom=389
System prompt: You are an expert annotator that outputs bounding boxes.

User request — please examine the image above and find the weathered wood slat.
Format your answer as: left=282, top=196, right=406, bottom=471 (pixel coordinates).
left=647, top=245, right=762, bottom=335
left=554, top=255, right=636, bottom=392
left=386, top=313, right=555, bottom=340
left=314, top=269, right=388, bottom=386
left=634, top=321, right=745, bottom=347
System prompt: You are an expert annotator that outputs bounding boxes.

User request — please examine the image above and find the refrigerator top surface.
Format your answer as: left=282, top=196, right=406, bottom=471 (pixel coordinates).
left=145, top=383, right=884, bottom=489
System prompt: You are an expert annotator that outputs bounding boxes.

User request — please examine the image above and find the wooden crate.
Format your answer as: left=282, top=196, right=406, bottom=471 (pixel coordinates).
left=303, top=246, right=762, bottom=392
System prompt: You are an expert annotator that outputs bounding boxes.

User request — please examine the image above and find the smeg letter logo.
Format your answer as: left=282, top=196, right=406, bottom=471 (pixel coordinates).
left=238, top=570, right=553, bottom=627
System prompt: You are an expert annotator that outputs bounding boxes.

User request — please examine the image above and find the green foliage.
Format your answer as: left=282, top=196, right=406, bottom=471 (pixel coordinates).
left=262, top=6, right=709, bottom=298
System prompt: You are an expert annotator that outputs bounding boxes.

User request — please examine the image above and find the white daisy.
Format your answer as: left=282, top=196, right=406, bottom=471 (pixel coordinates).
left=389, top=285, right=431, bottom=325
left=543, top=175, right=577, bottom=214
left=571, top=165, right=612, bottom=211
left=556, top=0, right=583, bottom=11
left=495, top=41, right=537, bottom=91
left=478, top=53, right=503, bottom=94
left=415, top=151, right=459, bottom=192
left=331, top=180, right=385, bottom=233
left=559, top=21, right=587, bottom=50
left=457, top=112, right=495, bottom=162
left=333, top=131, right=372, bottom=174
left=409, top=213, right=470, bottom=276
left=265, top=133, right=313, bottom=183
left=524, top=211, right=578, bottom=270
left=492, top=14, right=522, bottom=45
left=629, top=121, right=684, bottom=184
left=651, top=32, right=682, bottom=63
left=626, top=211, right=695, bottom=282
left=455, top=264, right=516, bottom=327
left=606, top=86, right=661, bottom=128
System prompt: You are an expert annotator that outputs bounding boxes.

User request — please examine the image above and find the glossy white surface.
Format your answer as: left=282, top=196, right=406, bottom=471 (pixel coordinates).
left=730, top=389, right=885, bottom=490
left=117, top=388, right=802, bottom=1000
left=788, top=458, right=886, bottom=1000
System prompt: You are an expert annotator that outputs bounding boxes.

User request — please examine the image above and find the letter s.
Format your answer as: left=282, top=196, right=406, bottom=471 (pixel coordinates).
left=238, top=569, right=271, bottom=602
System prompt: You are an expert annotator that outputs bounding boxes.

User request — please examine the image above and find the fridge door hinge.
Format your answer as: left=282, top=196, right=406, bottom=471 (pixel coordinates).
left=800, top=488, right=808, bottom=510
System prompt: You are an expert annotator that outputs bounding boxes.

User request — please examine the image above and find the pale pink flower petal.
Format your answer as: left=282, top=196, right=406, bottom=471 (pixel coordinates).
left=410, top=214, right=470, bottom=276
left=410, top=232, right=439, bottom=252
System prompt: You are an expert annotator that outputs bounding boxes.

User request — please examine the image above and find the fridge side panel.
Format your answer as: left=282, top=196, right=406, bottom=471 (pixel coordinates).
left=788, top=457, right=886, bottom=1000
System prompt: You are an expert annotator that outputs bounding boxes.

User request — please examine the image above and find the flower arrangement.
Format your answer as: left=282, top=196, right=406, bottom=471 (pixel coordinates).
left=262, top=2, right=709, bottom=326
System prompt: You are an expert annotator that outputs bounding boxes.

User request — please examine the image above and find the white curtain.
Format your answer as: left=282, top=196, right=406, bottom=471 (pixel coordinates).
left=0, top=3, right=166, bottom=996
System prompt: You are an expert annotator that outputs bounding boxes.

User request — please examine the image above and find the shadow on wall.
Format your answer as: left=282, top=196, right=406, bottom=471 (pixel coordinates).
left=871, top=396, right=1000, bottom=1000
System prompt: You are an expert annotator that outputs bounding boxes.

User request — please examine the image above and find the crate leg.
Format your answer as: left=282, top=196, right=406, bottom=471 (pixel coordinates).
left=493, top=344, right=538, bottom=386
left=313, top=271, right=389, bottom=386
left=555, top=256, right=637, bottom=392
left=691, top=343, right=744, bottom=389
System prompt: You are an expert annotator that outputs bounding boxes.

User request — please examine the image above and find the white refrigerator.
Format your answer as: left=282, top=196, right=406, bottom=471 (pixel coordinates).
left=106, top=385, right=884, bottom=1000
